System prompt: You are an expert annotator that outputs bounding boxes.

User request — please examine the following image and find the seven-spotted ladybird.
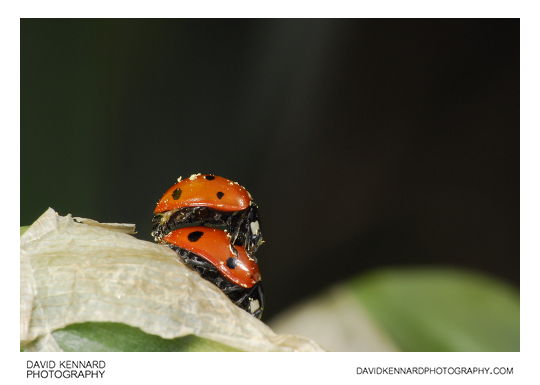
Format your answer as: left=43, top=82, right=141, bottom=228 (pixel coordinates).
left=162, top=226, right=264, bottom=319
left=152, top=173, right=263, bottom=256
left=152, top=173, right=265, bottom=318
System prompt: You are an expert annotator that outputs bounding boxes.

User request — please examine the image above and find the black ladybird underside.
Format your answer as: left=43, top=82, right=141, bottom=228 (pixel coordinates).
left=152, top=205, right=264, bottom=255
left=165, top=244, right=264, bottom=319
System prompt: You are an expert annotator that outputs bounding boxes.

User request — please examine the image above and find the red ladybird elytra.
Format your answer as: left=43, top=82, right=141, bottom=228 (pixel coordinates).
left=163, top=226, right=261, bottom=288
left=152, top=173, right=264, bottom=256
left=162, top=226, right=264, bottom=318
left=154, top=173, right=252, bottom=213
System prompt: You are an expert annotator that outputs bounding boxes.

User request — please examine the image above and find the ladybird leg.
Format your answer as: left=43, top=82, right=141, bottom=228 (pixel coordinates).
left=245, top=283, right=264, bottom=319
left=233, top=283, right=264, bottom=318
left=247, top=283, right=264, bottom=319
left=228, top=208, right=248, bottom=248
left=245, top=205, right=261, bottom=254
left=239, top=207, right=258, bottom=255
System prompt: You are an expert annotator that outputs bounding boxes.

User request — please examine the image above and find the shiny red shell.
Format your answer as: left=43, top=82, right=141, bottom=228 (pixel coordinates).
left=154, top=174, right=252, bottom=214
left=163, top=226, right=261, bottom=288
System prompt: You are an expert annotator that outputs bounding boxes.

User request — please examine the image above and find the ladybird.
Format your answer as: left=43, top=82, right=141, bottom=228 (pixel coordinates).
left=162, top=226, right=264, bottom=318
left=152, top=173, right=263, bottom=256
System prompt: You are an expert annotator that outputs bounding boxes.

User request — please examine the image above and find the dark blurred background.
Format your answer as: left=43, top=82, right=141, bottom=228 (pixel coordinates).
left=21, top=19, right=519, bottom=320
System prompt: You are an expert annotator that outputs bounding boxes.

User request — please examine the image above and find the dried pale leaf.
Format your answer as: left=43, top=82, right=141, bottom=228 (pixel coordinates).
left=20, top=208, right=323, bottom=352
left=72, top=217, right=137, bottom=234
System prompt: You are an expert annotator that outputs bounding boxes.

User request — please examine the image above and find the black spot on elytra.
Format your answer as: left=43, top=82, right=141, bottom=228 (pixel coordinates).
left=187, top=231, right=204, bottom=242
left=217, top=192, right=224, bottom=199
left=172, top=188, right=182, bottom=200
left=205, top=175, right=215, bottom=180
left=226, top=257, right=237, bottom=269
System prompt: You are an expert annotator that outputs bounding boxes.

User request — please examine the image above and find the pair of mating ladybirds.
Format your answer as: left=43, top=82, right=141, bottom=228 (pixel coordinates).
left=152, top=173, right=264, bottom=319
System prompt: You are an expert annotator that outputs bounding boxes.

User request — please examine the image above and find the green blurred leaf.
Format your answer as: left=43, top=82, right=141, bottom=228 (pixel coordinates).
left=20, top=226, right=29, bottom=236
left=48, top=322, right=241, bottom=352
left=349, top=268, right=519, bottom=352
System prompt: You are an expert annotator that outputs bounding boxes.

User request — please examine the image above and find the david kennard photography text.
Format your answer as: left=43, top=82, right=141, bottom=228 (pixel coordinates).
left=26, top=360, right=106, bottom=379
